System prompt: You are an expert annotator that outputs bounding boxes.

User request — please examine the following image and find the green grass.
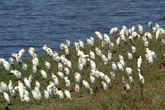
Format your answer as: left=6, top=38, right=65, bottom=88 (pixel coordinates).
left=0, top=32, right=165, bottom=110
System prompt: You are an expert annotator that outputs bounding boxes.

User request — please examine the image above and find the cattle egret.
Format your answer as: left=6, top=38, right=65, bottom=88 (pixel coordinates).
left=101, top=81, right=108, bottom=91
left=10, top=89, right=16, bottom=98
left=128, top=36, right=134, bottom=43
left=161, top=39, right=165, bottom=46
left=110, top=71, right=115, bottom=80
left=0, top=82, right=9, bottom=93
left=45, top=61, right=51, bottom=71
left=125, top=67, right=133, bottom=76
left=124, top=83, right=130, bottom=92
left=137, top=69, right=145, bottom=84
left=32, top=90, right=42, bottom=103
left=129, top=76, right=134, bottom=85
left=3, top=92, right=10, bottom=105
left=116, top=37, right=121, bottom=47
left=10, top=70, right=22, bottom=79
left=64, top=77, right=71, bottom=89
left=137, top=56, right=142, bottom=69
left=28, top=75, right=33, bottom=84
left=64, top=67, right=70, bottom=76
left=35, top=81, right=41, bottom=90
left=55, top=90, right=64, bottom=100
left=24, top=95, right=32, bottom=104
left=131, top=46, right=136, bottom=55
left=22, top=63, right=28, bottom=72
left=117, top=62, right=124, bottom=71
left=82, top=80, right=93, bottom=94
left=66, top=40, right=71, bottom=48
left=90, top=75, right=95, bottom=84
left=89, top=50, right=95, bottom=60
left=57, top=71, right=64, bottom=80
left=8, top=80, right=13, bottom=91
left=156, top=28, right=160, bottom=39
left=52, top=73, right=59, bottom=87
left=28, top=47, right=35, bottom=58
left=44, top=90, right=50, bottom=101
left=112, top=62, right=117, bottom=71
left=9, top=57, right=14, bottom=66
left=58, top=63, right=63, bottom=71
left=148, top=21, right=153, bottom=30
left=64, top=90, right=72, bottom=100
left=74, top=72, right=81, bottom=83
left=94, top=31, right=103, bottom=41
left=32, top=65, right=37, bottom=75
left=104, top=34, right=110, bottom=45
left=24, top=78, right=31, bottom=90
left=127, top=52, right=133, bottom=60
left=104, top=75, right=111, bottom=85
left=75, top=83, right=80, bottom=93
left=40, top=70, right=48, bottom=80
left=79, top=40, right=84, bottom=49
left=138, top=24, right=143, bottom=35
left=107, top=51, right=112, bottom=61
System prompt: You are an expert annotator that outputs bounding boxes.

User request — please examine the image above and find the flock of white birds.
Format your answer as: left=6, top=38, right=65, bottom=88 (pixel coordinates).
left=0, top=21, right=165, bottom=107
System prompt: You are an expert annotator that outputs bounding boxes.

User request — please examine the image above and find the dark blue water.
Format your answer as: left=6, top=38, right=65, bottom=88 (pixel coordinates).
left=0, top=0, right=165, bottom=60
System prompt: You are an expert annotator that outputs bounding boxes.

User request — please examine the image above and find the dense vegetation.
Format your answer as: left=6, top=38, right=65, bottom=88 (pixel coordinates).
left=0, top=31, right=165, bottom=110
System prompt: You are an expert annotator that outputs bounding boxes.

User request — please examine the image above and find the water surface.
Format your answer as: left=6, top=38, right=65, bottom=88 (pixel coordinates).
left=0, top=0, right=165, bottom=59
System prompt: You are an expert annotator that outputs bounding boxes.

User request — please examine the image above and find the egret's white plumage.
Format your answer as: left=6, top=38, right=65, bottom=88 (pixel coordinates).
left=95, top=31, right=103, bottom=41
left=24, top=77, right=31, bottom=90
left=45, top=61, right=51, bottom=70
left=137, top=69, right=145, bottom=84
left=83, top=80, right=90, bottom=89
left=64, top=67, right=70, bottom=76
left=3, top=92, right=10, bottom=104
left=23, top=63, right=28, bottom=72
left=64, top=90, right=72, bottom=100
left=90, top=75, right=95, bottom=84
left=57, top=71, right=64, bottom=80
left=9, top=57, right=14, bottom=65
left=112, top=62, right=117, bottom=71
left=66, top=40, right=71, bottom=48
left=137, top=56, right=142, bottom=69
left=10, top=70, right=22, bottom=79
left=58, top=63, right=63, bottom=71
left=127, top=52, right=133, bottom=60
left=101, top=81, right=108, bottom=91
left=74, top=72, right=81, bottom=83
left=44, top=90, right=50, bottom=101
left=40, top=70, right=48, bottom=80
left=125, top=67, right=133, bottom=76
left=55, top=90, right=64, bottom=100
left=75, top=83, right=80, bottom=93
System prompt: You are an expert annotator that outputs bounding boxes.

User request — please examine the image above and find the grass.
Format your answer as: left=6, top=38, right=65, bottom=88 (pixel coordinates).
left=0, top=31, right=165, bottom=110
